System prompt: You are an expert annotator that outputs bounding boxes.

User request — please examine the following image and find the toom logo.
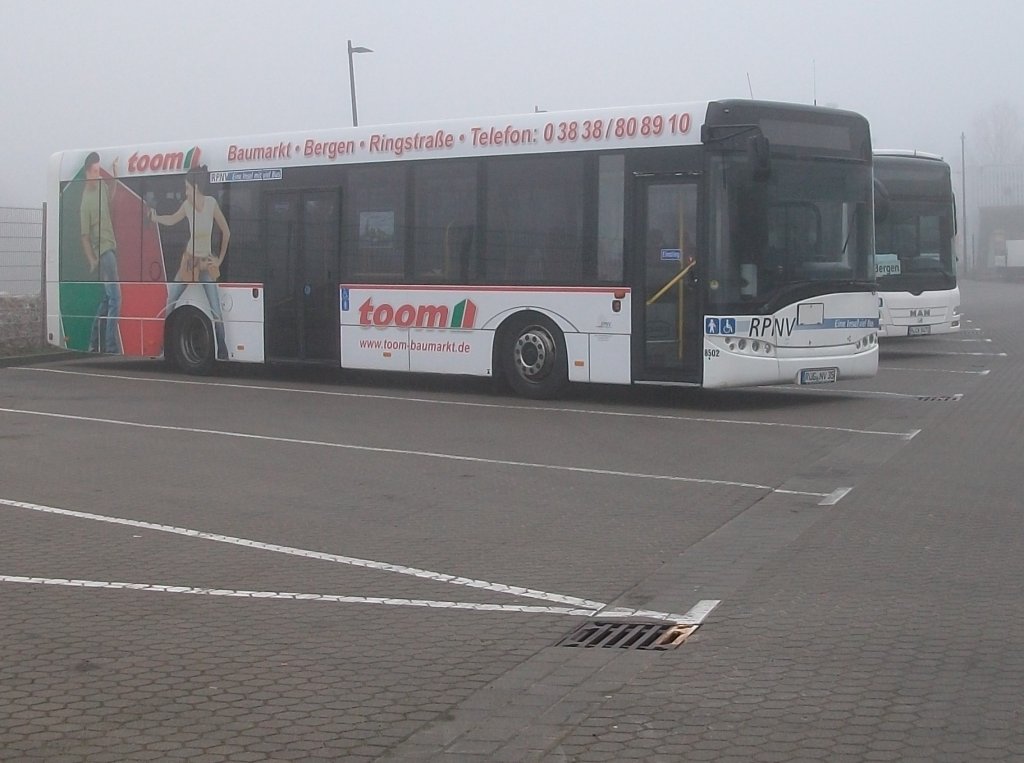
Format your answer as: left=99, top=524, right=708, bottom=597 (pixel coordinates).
left=127, top=147, right=202, bottom=174
left=358, top=297, right=477, bottom=329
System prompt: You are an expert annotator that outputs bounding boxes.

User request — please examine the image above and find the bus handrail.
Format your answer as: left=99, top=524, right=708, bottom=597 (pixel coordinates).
left=645, top=260, right=696, bottom=306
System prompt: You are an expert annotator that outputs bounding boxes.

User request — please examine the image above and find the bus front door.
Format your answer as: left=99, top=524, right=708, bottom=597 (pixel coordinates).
left=264, top=190, right=341, bottom=363
left=636, top=180, right=703, bottom=383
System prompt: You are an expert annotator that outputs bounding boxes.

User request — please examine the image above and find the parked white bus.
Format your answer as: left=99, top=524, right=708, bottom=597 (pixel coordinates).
left=873, top=151, right=960, bottom=337
left=47, top=99, right=879, bottom=397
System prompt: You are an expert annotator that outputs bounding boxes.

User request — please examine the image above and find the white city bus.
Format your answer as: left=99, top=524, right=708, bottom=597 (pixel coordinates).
left=873, top=151, right=960, bottom=337
left=47, top=99, right=879, bottom=398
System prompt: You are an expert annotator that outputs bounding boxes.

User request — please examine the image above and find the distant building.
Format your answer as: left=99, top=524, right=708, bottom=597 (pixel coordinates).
left=973, top=165, right=1024, bottom=273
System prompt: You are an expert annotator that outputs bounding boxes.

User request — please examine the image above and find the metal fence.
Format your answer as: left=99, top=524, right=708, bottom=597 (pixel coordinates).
left=0, top=206, right=44, bottom=296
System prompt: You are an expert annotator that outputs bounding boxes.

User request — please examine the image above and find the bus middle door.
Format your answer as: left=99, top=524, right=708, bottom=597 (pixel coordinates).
left=264, top=189, right=341, bottom=363
left=635, top=178, right=703, bottom=383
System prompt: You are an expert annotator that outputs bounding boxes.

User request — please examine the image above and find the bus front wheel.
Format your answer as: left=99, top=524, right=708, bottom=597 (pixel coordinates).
left=167, top=307, right=215, bottom=375
left=501, top=315, right=568, bottom=399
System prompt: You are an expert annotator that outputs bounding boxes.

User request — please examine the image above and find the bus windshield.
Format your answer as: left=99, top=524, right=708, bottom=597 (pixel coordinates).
left=874, top=198, right=956, bottom=290
left=873, top=159, right=957, bottom=293
left=707, top=154, right=874, bottom=314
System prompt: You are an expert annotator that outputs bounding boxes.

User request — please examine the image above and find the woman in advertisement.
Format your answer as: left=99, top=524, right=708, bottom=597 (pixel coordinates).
left=151, top=166, right=231, bottom=359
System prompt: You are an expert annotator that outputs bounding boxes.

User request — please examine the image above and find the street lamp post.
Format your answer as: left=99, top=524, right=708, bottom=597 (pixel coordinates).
left=961, top=132, right=968, bottom=274
left=347, top=39, right=372, bottom=127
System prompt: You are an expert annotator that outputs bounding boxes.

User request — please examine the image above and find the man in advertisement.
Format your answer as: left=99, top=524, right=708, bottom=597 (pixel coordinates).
left=79, top=152, right=121, bottom=354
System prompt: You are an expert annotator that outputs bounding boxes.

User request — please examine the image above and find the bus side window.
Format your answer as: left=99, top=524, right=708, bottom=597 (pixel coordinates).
left=346, top=164, right=406, bottom=281
left=444, top=223, right=475, bottom=280
left=413, top=160, right=476, bottom=283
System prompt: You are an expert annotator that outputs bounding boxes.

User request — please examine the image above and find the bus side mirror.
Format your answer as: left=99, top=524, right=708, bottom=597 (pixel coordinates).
left=748, top=135, right=771, bottom=181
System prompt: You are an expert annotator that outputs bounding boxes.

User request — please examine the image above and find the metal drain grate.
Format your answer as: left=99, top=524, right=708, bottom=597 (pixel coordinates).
left=556, top=621, right=698, bottom=650
left=916, top=394, right=963, bottom=402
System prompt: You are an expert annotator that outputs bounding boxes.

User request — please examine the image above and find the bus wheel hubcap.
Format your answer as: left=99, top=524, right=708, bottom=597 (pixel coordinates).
left=514, top=328, right=554, bottom=380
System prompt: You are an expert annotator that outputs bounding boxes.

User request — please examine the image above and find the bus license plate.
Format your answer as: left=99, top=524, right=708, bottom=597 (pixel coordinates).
left=908, top=325, right=931, bottom=336
left=799, top=367, right=838, bottom=385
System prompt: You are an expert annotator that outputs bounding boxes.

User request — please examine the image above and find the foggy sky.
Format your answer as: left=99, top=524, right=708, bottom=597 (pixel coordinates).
left=2, top=0, right=1021, bottom=207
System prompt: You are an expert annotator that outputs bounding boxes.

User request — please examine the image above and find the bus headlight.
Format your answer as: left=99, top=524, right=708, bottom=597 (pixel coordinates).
left=723, top=338, right=774, bottom=356
left=854, top=333, right=878, bottom=349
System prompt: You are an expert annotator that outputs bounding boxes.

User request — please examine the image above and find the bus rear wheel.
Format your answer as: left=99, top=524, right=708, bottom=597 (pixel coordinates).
left=167, top=307, right=215, bottom=375
left=501, top=315, right=568, bottom=399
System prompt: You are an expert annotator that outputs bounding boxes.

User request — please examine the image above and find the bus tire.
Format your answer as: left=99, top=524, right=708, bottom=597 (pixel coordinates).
left=501, top=314, right=569, bottom=399
left=167, top=306, right=215, bottom=375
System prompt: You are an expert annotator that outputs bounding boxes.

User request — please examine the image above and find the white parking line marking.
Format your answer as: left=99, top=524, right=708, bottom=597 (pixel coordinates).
left=882, top=367, right=990, bottom=375
left=0, top=497, right=719, bottom=624
left=0, top=575, right=598, bottom=616
left=0, top=408, right=836, bottom=498
left=681, top=599, right=720, bottom=623
left=0, top=497, right=602, bottom=609
left=882, top=350, right=1006, bottom=357
left=788, top=388, right=962, bottom=400
left=819, top=487, right=852, bottom=506
left=0, top=574, right=717, bottom=623
left=599, top=599, right=721, bottom=625
left=10, top=367, right=916, bottom=439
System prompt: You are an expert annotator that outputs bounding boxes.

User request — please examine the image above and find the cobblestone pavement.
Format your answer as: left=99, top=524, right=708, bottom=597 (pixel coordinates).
left=1, top=279, right=1022, bottom=761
